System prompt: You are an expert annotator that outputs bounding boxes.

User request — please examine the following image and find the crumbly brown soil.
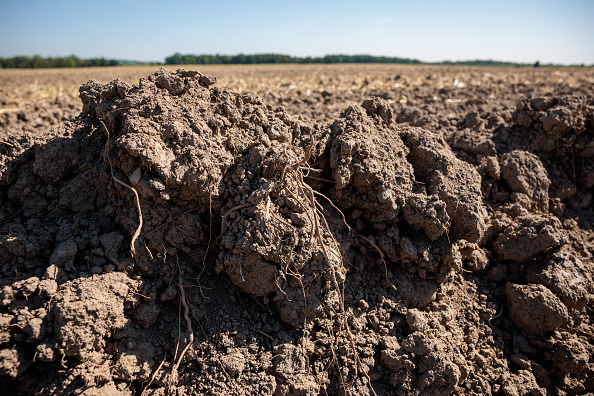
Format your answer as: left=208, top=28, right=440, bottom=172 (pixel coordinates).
left=0, top=65, right=593, bottom=395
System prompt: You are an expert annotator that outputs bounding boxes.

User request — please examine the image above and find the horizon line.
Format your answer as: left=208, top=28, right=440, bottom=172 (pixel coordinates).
left=1, top=52, right=593, bottom=68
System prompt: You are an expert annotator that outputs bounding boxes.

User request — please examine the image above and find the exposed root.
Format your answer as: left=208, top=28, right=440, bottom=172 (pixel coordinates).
left=0, top=107, right=25, bottom=115
left=167, top=272, right=195, bottom=394
left=216, top=128, right=375, bottom=394
left=271, top=134, right=376, bottom=395
left=100, top=120, right=143, bottom=262
left=313, top=189, right=351, bottom=233
left=357, top=234, right=397, bottom=292
left=143, top=207, right=200, bottom=238
left=220, top=203, right=250, bottom=235
left=215, top=356, right=241, bottom=395
left=140, top=353, right=167, bottom=396
left=305, top=174, right=336, bottom=183
left=488, top=305, right=504, bottom=325
left=196, top=192, right=212, bottom=298
left=324, top=316, right=348, bottom=388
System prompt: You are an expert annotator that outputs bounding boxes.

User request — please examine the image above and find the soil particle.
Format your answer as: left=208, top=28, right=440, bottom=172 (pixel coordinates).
left=273, top=343, right=319, bottom=395
left=132, top=302, right=161, bottom=329
left=0, top=347, right=30, bottom=380
left=99, top=232, right=124, bottom=266
left=53, top=272, right=140, bottom=358
left=494, top=214, right=566, bottom=262
left=505, top=283, right=569, bottom=335
left=80, top=70, right=233, bottom=206
left=402, top=331, right=432, bottom=355
left=516, top=96, right=593, bottom=154
left=329, top=104, right=415, bottom=225
left=112, top=352, right=152, bottom=382
left=527, top=248, right=594, bottom=310
left=501, top=150, right=550, bottom=211
left=501, top=369, right=546, bottom=396
left=400, top=126, right=486, bottom=243
left=456, top=240, right=489, bottom=271
left=37, top=279, right=58, bottom=297
left=48, top=240, right=77, bottom=270
left=393, top=274, right=437, bottom=308
left=546, top=331, right=590, bottom=375
left=329, top=101, right=486, bottom=280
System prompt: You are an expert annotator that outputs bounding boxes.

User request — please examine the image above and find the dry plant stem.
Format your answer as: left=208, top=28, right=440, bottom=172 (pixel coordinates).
left=100, top=120, right=143, bottom=262
left=168, top=273, right=195, bottom=393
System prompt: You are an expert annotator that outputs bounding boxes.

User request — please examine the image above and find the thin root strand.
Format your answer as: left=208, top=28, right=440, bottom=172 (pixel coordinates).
left=100, top=120, right=143, bottom=263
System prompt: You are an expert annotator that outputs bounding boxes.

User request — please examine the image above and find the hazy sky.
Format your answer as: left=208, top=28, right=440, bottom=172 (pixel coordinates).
left=1, top=0, right=593, bottom=64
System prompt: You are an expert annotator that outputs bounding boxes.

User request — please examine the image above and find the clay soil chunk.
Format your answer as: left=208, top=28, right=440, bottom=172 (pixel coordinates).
left=501, top=150, right=550, bottom=211
left=494, top=214, right=566, bottom=262
left=505, top=283, right=569, bottom=335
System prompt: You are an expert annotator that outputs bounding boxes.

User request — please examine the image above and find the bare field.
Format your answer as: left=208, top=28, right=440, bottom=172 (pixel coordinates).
left=2, top=64, right=593, bottom=137
left=1, top=64, right=593, bottom=103
left=1, top=65, right=594, bottom=395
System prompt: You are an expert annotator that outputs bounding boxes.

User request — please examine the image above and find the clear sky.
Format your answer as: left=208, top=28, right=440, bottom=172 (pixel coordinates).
left=1, top=0, right=593, bottom=65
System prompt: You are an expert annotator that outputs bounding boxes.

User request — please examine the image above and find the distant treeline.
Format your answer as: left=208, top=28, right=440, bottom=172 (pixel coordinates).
left=164, top=53, right=583, bottom=67
left=0, top=53, right=589, bottom=68
left=440, top=59, right=536, bottom=67
left=0, top=55, right=121, bottom=68
left=165, top=53, right=422, bottom=65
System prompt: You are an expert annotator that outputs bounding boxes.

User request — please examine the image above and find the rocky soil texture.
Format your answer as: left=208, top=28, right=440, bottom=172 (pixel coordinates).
left=0, top=65, right=593, bottom=395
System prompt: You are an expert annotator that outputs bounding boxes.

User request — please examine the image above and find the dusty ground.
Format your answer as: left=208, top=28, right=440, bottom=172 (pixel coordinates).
left=0, top=64, right=593, bottom=395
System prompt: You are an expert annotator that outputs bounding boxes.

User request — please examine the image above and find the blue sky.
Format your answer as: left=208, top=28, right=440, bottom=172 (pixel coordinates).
left=1, top=0, right=593, bottom=64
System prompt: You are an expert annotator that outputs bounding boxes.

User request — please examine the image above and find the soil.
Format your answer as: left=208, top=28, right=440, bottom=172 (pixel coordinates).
left=0, top=65, right=593, bottom=395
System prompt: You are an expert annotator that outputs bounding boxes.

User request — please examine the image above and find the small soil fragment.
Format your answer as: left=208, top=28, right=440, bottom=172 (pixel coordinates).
left=505, top=283, right=569, bottom=335
left=494, top=214, right=566, bottom=262
left=527, top=248, right=594, bottom=310
left=53, top=272, right=139, bottom=358
left=501, top=150, right=550, bottom=211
